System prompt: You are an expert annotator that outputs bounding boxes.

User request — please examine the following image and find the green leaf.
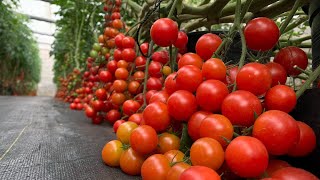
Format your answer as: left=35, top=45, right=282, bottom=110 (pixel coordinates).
left=179, top=123, right=193, bottom=156
left=176, top=0, right=183, bottom=15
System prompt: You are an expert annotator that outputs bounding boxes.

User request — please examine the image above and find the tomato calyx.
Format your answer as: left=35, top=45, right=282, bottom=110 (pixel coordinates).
left=121, top=143, right=131, bottom=150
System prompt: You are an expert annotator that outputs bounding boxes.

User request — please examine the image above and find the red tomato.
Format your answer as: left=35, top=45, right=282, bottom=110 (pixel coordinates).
left=130, top=125, right=158, bottom=155
left=266, top=159, right=291, bottom=177
left=265, top=62, right=287, bottom=87
left=146, top=77, right=162, bottom=91
left=199, top=114, right=233, bottom=147
left=167, top=90, right=198, bottom=121
left=142, top=101, right=170, bottom=132
left=196, top=79, right=229, bottom=112
left=225, top=136, right=269, bottom=178
left=149, top=90, right=169, bottom=104
left=122, top=100, right=140, bottom=116
left=190, top=137, right=224, bottom=170
left=107, top=60, right=118, bottom=74
left=177, top=53, right=203, bottom=69
left=119, top=148, right=145, bottom=175
left=76, top=103, right=83, bottom=110
left=265, top=85, right=296, bottom=113
left=113, top=48, right=122, bottom=61
left=272, top=167, right=318, bottom=180
left=221, top=90, right=262, bottom=127
left=145, top=90, right=157, bottom=104
left=180, top=166, right=221, bottom=180
left=95, top=88, right=107, bottom=100
left=148, top=61, right=163, bottom=78
left=150, top=18, right=178, bottom=47
left=135, top=56, right=147, bottom=71
left=114, top=34, right=125, bottom=49
left=70, top=103, right=76, bottom=110
left=274, top=46, right=308, bottom=76
left=202, top=58, right=226, bottom=81
left=188, top=111, right=211, bottom=141
left=122, top=36, right=135, bottom=49
left=115, top=67, right=129, bottom=80
left=173, top=31, right=188, bottom=49
left=140, top=42, right=149, bottom=56
left=121, top=48, right=136, bottom=62
left=164, top=73, right=178, bottom=95
left=244, top=17, right=279, bottom=51
left=157, top=132, right=180, bottom=154
left=236, top=62, right=272, bottom=96
left=85, top=106, right=96, bottom=118
left=141, top=154, right=171, bottom=180
left=99, top=70, right=112, bottom=83
left=166, top=162, right=190, bottom=180
left=288, top=121, right=317, bottom=157
left=101, top=140, right=124, bottom=166
left=195, top=33, right=222, bottom=60
left=128, top=113, right=143, bottom=125
left=253, top=110, right=300, bottom=155
left=176, top=65, right=203, bottom=93
left=91, top=99, right=104, bottom=111
left=110, top=92, right=126, bottom=105
left=106, top=109, right=121, bottom=124
left=113, top=120, right=126, bottom=133
left=151, top=50, right=169, bottom=64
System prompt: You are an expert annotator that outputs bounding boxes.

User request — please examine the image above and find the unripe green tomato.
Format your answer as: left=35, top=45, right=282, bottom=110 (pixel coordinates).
left=93, top=43, right=101, bottom=51
left=90, top=50, right=98, bottom=58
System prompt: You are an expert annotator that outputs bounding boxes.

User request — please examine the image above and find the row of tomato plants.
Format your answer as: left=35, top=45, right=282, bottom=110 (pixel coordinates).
left=60, top=0, right=318, bottom=179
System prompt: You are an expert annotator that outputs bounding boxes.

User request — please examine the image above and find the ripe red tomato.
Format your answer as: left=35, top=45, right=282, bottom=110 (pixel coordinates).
left=195, top=33, right=222, bottom=60
left=135, top=56, right=147, bottom=71
left=167, top=90, right=198, bottom=121
left=151, top=50, right=169, bottom=64
left=113, top=48, right=122, bottom=61
left=225, top=136, right=269, bottom=178
left=130, top=125, right=158, bottom=154
left=110, top=92, right=126, bottom=105
left=128, top=81, right=141, bottom=95
left=148, top=61, right=163, bottom=78
left=116, top=121, right=138, bottom=144
left=244, top=17, right=279, bottom=51
left=120, top=148, right=145, bottom=175
left=173, top=31, right=188, bottom=49
left=115, top=67, right=129, bottom=80
left=265, top=85, right=296, bottom=113
left=141, top=154, right=171, bottom=180
left=176, top=65, right=203, bottom=93
left=95, top=88, right=107, bottom=100
left=149, top=90, right=169, bottom=104
left=265, top=159, right=291, bottom=177
left=121, top=48, right=136, bottom=62
left=190, top=137, right=224, bottom=170
left=273, top=46, right=308, bottom=76
left=253, top=110, right=300, bottom=155
left=166, top=162, right=190, bottom=180
left=115, top=34, right=125, bottom=49
left=272, top=167, right=318, bottom=180
left=85, top=106, right=96, bottom=118
left=196, top=79, right=229, bottom=112
left=113, top=120, right=126, bottom=132
left=221, top=90, right=262, bottom=127
left=157, top=132, right=180, bottom=154
left=91, top=99, right=104, bottom=111
left=177, top=53, right=203, bottom=69
left=70, top=103, right=76, bottom=110
left=236, top=62, right=272, bottom=96
left=111, top=12, right=121, bottom=20
left=199, top=114, right=233, bottom=147
left=128, top=113, right=143, bottom=125
left=188, top=111, right=211, bottom=141
left=140, top=42, right=149, bottom=56
left=202, top=58, right=226, bottom=81
left=150, top=18, right=178, bottom=47
left=265, top=62, right=287, bottom=87
left=180, top=166, right=221, bottom=180
left=164, top=73, right=178, bottom=95
left=99, top=70, right=113, bottom=83
left=106, top=109, right=121, bottom=124
left=145, top=90, right=157, bottom=104
left=146, top=77, right=163, bottom=91
left=122, top=100, right=140, bottom=116
left=107, top=60, right=118, bottom=74
left=101, top=140, right=124, bottom=166
left=142, top=101, right=170, bottom=132
left=122, top=36, right=135, bottom=49
left=288, top=121, right=317, bottom=157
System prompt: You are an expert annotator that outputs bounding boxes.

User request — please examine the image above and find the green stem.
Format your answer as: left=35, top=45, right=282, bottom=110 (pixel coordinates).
left=142, top=41, right=154, bottom=106
left=168, top=0, right=180, bottom=18
left=296, top=65, right=320, bottom=98
left=279, top=0, right=304, bottom=33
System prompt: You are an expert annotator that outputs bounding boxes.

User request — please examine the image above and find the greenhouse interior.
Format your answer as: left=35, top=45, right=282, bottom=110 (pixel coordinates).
left=0, top=0, right=320, bottom=179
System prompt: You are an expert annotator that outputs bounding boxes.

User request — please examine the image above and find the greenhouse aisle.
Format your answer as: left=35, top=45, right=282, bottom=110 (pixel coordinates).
left=0, top=96, right=140, bottom=180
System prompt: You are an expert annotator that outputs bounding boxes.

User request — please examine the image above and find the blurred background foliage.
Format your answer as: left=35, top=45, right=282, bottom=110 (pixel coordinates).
left=0, top=1, right=41, bottom=95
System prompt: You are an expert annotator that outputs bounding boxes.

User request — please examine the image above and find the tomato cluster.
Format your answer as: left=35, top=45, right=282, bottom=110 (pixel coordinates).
left=63, top=0, right=318, bottom=179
